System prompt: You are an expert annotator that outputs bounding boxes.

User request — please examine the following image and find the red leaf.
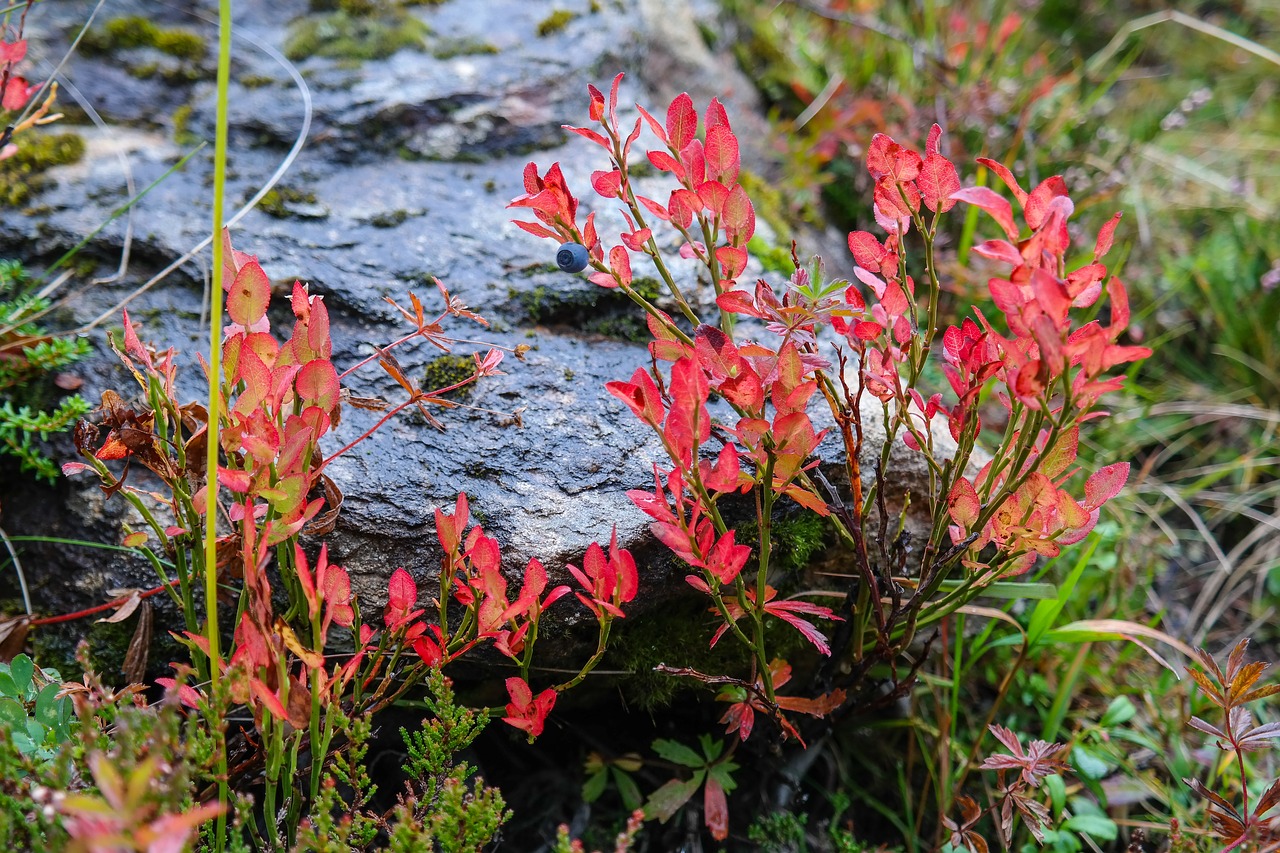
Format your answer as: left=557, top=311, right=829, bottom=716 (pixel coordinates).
left=591, top=169, right=623, bottom=198
left=564, top=125, right=610, bottom=150
left=919, top=152, right=960, bottom=213
left=635, top=103, right=666, bottom=142
left=847, top=231, right=888, bottom=269
left=948, top=477, right=980, bottom=528
left=951, top=186, right=1019, bottom=241
left=704, top=97, right=730, bottom=131
left=1094, top=212, right=1122, bottom=260
left=704, top=776, right=729, bottom=841
left=976, top=157, right=1028, bottom=205
left=1084, top=462, right=1129, bottom=510
left=722, top=184, right=755, bottom=244
left=295, top=359, right=339, bottom=411
left=1024, top=176, right=1069, bottom=230
left=228, top=260, right=271, bottom=327
left=609, top=245, right=632, bottom=289
left=647, top=149, right=684, bottom=177
left=697, top=180, right=730, bottom=216
left=666, top=92, right=697, bottom=151
left=704, top=126, right=740, bottom=185
left=926, top=123, right=944, bottom=157
left=587, top=84, right=605, bottom=122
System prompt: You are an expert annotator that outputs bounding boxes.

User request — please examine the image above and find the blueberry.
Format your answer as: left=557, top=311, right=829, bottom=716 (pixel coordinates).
left=556, top=242, right=589, bottom=273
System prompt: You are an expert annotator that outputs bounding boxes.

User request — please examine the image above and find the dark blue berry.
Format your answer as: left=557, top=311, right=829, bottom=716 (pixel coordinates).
left=556, top=242, right=589, bottom=273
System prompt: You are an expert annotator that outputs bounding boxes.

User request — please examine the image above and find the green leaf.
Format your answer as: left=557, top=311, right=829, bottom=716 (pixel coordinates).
left=1027, top=537, right=1098, bottom=645
left=652, top=739, right=705, bottom=768
left=612, top=767, right=643, bottom=812
left=10, top=730, right=35, bottom=755
left=707, top=759, right=739, bottom=794
left=1045, top=773, right=1067, bottom=818
left=582, top=768, right=608, bottom=803
left=1100, top=695, right=1136, bottom=728
left=698, top=733, right=724, bottom=761
left=936, top=580, right=1058, bottom=600
left=644, top=774, right=704, bottom=822
left=1071, top=745, right=1109, bottom=781
left=0, top=671, right=18, bottom=700
left=34, top=683, right=61, bottom=726
left=1063, top=814, right=1118, bottom=841
left=0, top=697, right=26, bottom=726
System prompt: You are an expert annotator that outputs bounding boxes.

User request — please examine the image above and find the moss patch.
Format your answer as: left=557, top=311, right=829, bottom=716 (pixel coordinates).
left=81, top=16, right=207, bottom=60
left=171, top=104, right=199, bottom=145
left=510, top=282, right=652, bottom=343
left=253, top=185, right=320, bottom=218
left=285, top=9, right=430, bottom=61
left=0, top=132, right=86, bottom=207
left=536, top=9, right=578, bottom=37
left=369, top=208, right=411, bottom=228
left=422, top=354, right=475, bottom=399
left=432, top=37, right=499, bottom=60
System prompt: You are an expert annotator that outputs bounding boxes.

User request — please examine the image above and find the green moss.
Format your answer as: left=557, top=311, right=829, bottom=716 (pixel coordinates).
left=0, top=132, right=86, bottom=207
left=254, top=185, right=319, bottom=218
left=431, top=37, right=499, bottom=60
left=82, top=16, right=206, bottom=60
left=748, top=235, right=794, bottom=275
left=737, top=510, right=829, bottom=575
left=172, top=104, right=198, bottom=145
left=370, top=208, right=410, bottom=228
left=513, top=282, right=652, bottom=342
left=535, top=9, right=578, bottom=37
left=604, top=598, right=750, bottom=711
left=737, top=168, right=792, bottom=239
left=285, top=9, right=430, bottom=61
left=240, top=74, right=276, bottom=89
left=422, top=354, right=475, bottom=399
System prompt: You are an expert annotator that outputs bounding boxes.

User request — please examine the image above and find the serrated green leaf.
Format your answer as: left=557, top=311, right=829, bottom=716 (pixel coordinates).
left=652, top=739, right=705, bottom=768
left=582, top=768, right=608, bottom=803
left=1063, top=814, right=1117, bottom=840
left=1100, top=695, right=1136, bottom=728
left=698, top=733, right=724, bottom=761
left=707, top=760, right=739, bottom=793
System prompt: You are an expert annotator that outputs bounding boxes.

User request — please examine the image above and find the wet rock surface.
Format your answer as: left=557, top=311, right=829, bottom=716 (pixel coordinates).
left=0, top=0, right=931, bottom=661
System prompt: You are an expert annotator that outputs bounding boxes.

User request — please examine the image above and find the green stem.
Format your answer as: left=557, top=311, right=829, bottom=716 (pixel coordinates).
left=208, top=0, right=233, bottom=845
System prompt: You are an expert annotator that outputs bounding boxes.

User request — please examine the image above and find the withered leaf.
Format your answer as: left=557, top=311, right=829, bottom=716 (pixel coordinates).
left=121, top=600, right=153, bottom=684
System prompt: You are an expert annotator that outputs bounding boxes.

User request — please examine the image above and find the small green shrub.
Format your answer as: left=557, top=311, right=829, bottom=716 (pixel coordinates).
left=0, top=260, right=89, bottom=481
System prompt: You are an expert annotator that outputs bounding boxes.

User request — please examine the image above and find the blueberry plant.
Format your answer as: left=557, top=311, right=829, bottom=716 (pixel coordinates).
left=2, top=229, right=635, bottom=850
left=510, top=73, right=1150, bottom=840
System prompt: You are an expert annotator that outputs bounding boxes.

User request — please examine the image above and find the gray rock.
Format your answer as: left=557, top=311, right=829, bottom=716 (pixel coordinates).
left=0, top=0, right=939, bottom=665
